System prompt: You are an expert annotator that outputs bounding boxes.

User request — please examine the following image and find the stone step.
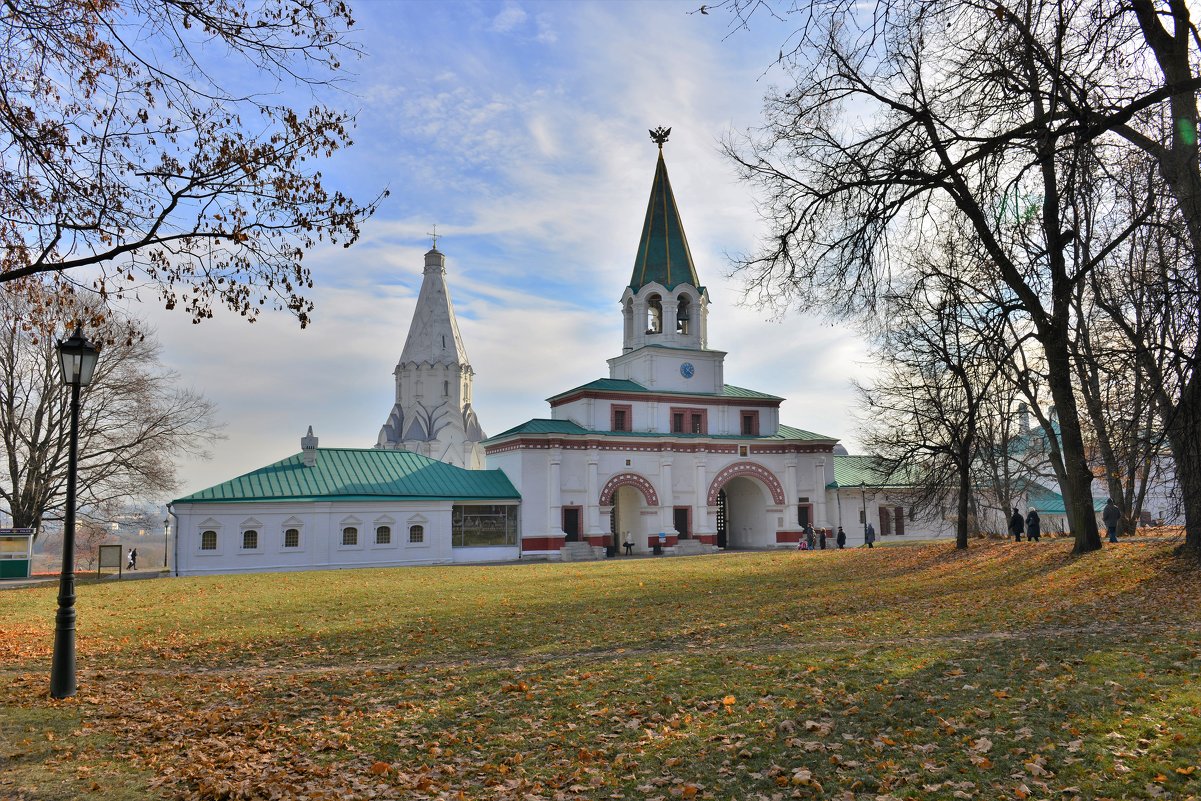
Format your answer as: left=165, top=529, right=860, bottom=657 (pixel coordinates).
left=559, top=541, right=602, bottom=562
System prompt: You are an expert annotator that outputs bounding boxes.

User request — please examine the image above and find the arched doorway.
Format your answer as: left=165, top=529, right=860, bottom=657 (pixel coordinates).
left=600, top=473, right=659, bottom=555
left=707, top=462, right=786, bottom=549
left=722, top=476, right=769, bottom=548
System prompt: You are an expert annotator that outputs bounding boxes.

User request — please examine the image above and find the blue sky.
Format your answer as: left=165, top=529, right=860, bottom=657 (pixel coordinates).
left=146, top=0, right=872, bottom=495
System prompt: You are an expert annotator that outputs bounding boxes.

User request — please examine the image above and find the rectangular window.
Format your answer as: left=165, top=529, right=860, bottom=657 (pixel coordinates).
left=200, top=530, right=217, bottom=550
left=741, top=410, right=760, bottom=436
left=376, top=525, right=391, bottom=545
left=283, top=528, right=300, bottom=548
left=670, top=407, right=707, bottom=434
left=242, top=530, right=258, bottom=550
left=452, top=504, right=518, bottom=547
left=611, top=404, right=632, bottom=432
left=342, top=527, right=358, bottom=546
left=738, top=445, right=749, bottom=457
left=798, top=505, right=812, bottom=528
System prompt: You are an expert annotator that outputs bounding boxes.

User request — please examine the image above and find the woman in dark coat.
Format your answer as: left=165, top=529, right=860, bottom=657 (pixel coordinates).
left=1010, top=507, right=1024, bottom=542
left=1025, top=508, right=1041, bottom=542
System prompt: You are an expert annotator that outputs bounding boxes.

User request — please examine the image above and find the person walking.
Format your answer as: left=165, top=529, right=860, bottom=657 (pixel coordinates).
left=622, top=533, right=634, bottom=556
left=127, top=547, right=137, bottom=570
left=819, top=528, right=827, bottom=550
left=836, top=526, right=846, bottom=549
left=864, top=522, right=876, bottom=548
left=1009, top=507, right=1024, bottom=542
left=805, top=524, right=816, bottom=551
left=1025, top=508, right=1041, bottom=542
left=1103, top=498, right=1121, bottom=544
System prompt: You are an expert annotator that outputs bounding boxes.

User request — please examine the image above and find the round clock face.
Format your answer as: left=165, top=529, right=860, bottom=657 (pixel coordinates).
left=680, top=362, right=695, bottom=379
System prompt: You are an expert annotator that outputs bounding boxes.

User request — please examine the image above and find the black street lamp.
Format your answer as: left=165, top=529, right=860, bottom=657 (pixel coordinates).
left=50, top=327, right=100, bottom=699
left=163, top=515, right=170, bottom=569
left=860, top=481, right=868, bottom=540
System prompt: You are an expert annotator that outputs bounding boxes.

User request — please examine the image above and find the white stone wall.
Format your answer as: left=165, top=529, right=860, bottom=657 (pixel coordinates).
left=171, top=500, right=518, bottom=576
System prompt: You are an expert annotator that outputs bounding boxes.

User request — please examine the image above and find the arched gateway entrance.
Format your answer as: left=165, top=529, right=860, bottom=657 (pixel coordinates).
left=600, top=473, right=658, bottom=554
left=708, top=462, right=786, bottom=549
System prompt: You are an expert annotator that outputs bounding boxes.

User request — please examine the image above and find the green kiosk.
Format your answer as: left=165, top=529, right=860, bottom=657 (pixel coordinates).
left=0, top=528, right=35, bottom=579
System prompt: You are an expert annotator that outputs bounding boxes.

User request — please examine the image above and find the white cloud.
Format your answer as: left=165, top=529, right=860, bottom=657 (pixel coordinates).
left=491, top=4, right=528, bottom=33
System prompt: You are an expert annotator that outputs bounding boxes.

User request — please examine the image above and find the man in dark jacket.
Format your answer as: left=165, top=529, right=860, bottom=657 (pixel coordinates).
left=836, top=526, right=846, bottom=549
left=1010, top=507, right=1024, bottom=542
left=1103, top=498, right=1121, bottom=543
left=1025, top=508, right=1041, bottom=542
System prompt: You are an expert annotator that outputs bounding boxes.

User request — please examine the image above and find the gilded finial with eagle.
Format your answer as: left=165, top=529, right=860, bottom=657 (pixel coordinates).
left=649, top=126, right=671, bottom=147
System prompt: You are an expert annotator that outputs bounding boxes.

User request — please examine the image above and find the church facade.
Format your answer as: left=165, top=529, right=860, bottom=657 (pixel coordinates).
left=484, top=132, right=841, bottom=558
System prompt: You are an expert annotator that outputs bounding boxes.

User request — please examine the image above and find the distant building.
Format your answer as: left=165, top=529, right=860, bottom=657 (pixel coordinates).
left=376, top=247, right=486, bottom=469
left=171, top=429, right=519, bottom=576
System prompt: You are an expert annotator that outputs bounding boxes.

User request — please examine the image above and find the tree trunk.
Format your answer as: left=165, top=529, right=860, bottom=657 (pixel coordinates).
left=956, top=445, right=971, bottom=550
left=1044, top=337, right=1104, bottom=553
left=1165, top=377, right=1201, bottom=555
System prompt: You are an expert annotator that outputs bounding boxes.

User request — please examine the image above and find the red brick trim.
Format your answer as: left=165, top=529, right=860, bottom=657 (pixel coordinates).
left=740, top=409, right=760, bottom=436
left=521, top=536, right=565, bottom=551
left=695, top=534, right=717, bottom=545
left=610, top=403, right=633, bottom=432
left=599, top=473, right=659, bottom=506
left=776, top=530, right=803, bottom=543
left=707, top=461, right=788, bottom=505
left=646, top=534, right=679, bottom=548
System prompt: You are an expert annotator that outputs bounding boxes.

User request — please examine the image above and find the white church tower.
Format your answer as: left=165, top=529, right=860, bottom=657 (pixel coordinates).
left=376, top=245, right=486, bottom=469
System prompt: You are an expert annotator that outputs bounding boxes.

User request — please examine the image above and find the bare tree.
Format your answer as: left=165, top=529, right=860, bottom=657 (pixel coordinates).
left=0, top=294, right=222, bottom=533
left=715, top=0, right=1201, bottom=553
left=0, top=0, right=385, bottom=328
left=857, top=237, right=1009, bottom=549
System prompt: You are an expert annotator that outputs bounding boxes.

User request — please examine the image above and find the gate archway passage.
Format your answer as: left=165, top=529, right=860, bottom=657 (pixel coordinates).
left=600, top=473, right=659, bottom=554
left=706, top=462, right=786, bottom=549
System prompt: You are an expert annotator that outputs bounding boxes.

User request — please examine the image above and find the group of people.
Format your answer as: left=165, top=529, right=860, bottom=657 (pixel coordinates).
left=1012, top=498, right=1125, bottom=543
left=797, top=524, right=849, bottom=550
left=1008, top=507, right=1042, bottom=542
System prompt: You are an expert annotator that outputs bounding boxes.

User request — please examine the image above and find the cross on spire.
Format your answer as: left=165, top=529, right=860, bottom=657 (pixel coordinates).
left=427, top=224, right=439, bottom=250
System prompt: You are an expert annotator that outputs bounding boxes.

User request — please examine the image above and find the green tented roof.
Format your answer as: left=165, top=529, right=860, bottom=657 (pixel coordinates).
left=173, top=448, right=520, bottom=504
left=630, top=149, right=703, bottom=292
left=485, top=419, right=835, bottom=444
left=827, top=454, right=915, bottom=489
left=548, top=379, right=783, bottom=403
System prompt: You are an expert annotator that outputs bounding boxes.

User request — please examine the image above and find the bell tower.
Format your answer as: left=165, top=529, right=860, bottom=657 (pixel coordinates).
left=610, top=127, right=724, bottom=393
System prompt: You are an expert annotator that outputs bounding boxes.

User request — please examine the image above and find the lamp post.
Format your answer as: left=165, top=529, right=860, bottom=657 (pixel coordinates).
left=50, top=327, right=100, bottom=699
left=860, top=481, right=868, bottom=540
left=163, top=516, right=170, bottom=568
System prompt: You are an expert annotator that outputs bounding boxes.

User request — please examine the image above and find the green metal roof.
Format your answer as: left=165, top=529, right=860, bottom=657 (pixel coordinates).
left=484, top=419, right=835, bottom=444
left=630, top=149, right=703, bottom=292
left=1027, top=483, right=1109, bottom=515
left=172, top=448, right=520, bottom=504
left=489, top=419, right=592, bottom=439
left=827, top=454, right=915, bottom=489
left=547, top=378, right=783, bottom=403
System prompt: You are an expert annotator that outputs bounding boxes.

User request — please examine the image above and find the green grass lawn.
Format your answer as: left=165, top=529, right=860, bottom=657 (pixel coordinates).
left=2, top=540, right=1199, bottom=800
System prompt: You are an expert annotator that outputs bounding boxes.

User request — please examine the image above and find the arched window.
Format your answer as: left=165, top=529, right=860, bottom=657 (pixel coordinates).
left=646, top=294, right=662, bottom=334
left=200, top=530, right=217, bottom=550
left=676, top=295, right=691, bottom=334
left=376, top=525, right=391, bottom=545
left=409, top=524, right=424, bottom=544
left=242, top=530, right=258, bottom=549
left=443, top=380, right=449, bottom=396
left=283, top=528, right=300, bottom=548
left=342, top=527, right=358, bottom=546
